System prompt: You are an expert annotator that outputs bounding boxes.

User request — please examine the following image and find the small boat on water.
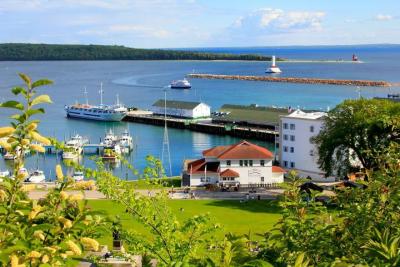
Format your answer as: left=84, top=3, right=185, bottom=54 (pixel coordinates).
left=65, top=85, right=127, bottom=122
left=26, top=170, right=46, bottom=183
left=352, top=54, right=359, bottom=62
left=170, top=78, right=191, bottom=89
left=3, top=152, right=16, bottom=160
left=0, top=170, right=10, bottom=178
left=62, top=134, right=87, bottom=159
left=18, top=167, right=29, bottom=179
left=118, top=129, right=133, bottom=153
left=72, top=171, right=84, bottom=182
left=266, top=55, right=282, bottom=74
left=102, top=129, right=117, bottom=147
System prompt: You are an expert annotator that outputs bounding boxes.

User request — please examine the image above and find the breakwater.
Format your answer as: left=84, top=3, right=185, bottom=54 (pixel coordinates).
left=123, top=115, right=277, bottom=142
left=188, top=74, right=391, bottom=87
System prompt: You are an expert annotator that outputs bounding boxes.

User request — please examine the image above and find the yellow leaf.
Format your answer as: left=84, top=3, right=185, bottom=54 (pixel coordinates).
left=0, top=127, right=15, bottom=138
left=30, top=144, right=45, bottom=153
left=31, top=132, right=51, bottom=145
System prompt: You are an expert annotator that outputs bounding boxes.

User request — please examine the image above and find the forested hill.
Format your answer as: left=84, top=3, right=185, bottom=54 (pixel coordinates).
left=0, top=43, right=273, bottom=61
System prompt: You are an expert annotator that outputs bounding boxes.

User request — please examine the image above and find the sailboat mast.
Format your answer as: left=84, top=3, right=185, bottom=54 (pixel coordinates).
left=84, top=87, right=88, bottom=105
left=100, top=82, right=103, bottom=106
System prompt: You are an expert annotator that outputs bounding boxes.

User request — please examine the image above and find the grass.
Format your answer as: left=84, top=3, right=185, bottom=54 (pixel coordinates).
left=127, top=177, right=182, bottom=189
left=87, top=199, right=282, bottom=247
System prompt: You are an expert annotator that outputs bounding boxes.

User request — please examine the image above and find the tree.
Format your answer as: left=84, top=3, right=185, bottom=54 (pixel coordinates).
left=261, top=145, right=400, bottom=266
left=0, top=74, right=106, bottom=266
left=313, top=98, right=400, bottom=177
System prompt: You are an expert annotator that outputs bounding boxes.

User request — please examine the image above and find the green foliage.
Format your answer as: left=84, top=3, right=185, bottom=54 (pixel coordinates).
left=0, top=43, right=274, bottom=61
left=313, top=98, right=400, bottom=177
left=262, top=145, right=400, bottom=266
left=90, top=160, right=221, bottom=266
left=0, top=74, right=106, bottom=266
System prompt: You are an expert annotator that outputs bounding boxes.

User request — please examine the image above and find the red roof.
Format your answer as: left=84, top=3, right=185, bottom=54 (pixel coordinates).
left=187, top=158, right=220, bottom=174
left=272, top=166, right=286, bottom=173
left=220, top=169, right=240, bottom=177
left=203, top=140, right=273, bottom=159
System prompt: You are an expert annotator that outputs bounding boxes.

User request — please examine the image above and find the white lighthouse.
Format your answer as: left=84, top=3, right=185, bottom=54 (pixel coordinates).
left=266, top=55, right=282, bottom=73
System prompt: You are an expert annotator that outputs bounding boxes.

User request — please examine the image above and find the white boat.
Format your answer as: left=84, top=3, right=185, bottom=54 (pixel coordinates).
left=170, top=78, right=191, bottom=89
left=0, top=170, right=10, bottom=177
left=65, top=85, right=127, bottom=122
left=266, top=55, right=282, bottom=73
left=118, top=129, right=133, bottom=153
left=0, top=170, right=10, bottom=182
left=18, top=167, right=29, bottom=179
left=27, top=170, right=46, bottom=183
left=3, top=152, right=16, bottom=160
left=72, top=171, right=84, bottom=182
left=62, top=134, right=86, bottom=159
left=102, top=129, right=117, bottom=148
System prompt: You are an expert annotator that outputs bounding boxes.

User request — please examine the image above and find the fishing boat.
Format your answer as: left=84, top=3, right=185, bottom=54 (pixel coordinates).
left=62, top=134, right=87, bottom=159
left=266, top=55, right=282, bottom=73
left=170, top=78, right=191, bottom=89
left=65, top=85, right=127, bottom=122
left=72, top=171, right=84, bottom=182
left=26, top=170, right=46, bottom=183
left=118, top=129, right=133, bottom=153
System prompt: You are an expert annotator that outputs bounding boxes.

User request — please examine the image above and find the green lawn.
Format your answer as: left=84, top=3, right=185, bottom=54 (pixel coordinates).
left=218, top=104, right=288, bottom=124
left=87, top=199, right=281, bottom=246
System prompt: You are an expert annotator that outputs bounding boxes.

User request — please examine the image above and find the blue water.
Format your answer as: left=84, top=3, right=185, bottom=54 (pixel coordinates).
left=0, top=45, right=399, bottom=178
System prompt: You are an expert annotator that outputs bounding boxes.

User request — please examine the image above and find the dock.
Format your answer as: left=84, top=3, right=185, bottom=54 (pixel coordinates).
left=187, top=74, right=391, bottom=87
left=123, top=113, right=278, bottom=142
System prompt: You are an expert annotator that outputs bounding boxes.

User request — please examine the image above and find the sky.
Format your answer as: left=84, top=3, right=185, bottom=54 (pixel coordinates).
left=0, top=0, right=399, bottom=48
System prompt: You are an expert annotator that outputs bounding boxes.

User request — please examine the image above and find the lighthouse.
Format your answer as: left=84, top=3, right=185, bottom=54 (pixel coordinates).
left=266, top=55, right=282, bottom=73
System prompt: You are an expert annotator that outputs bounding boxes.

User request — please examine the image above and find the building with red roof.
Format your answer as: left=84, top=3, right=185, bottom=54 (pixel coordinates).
left=182, top=140, right=285, bottom=187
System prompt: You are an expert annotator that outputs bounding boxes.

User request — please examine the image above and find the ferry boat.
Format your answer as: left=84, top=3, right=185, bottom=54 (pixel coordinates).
left=26, top=170, right=46, bottom=183
left=62, top=134, right=87, bottom=159
left=65, top=85, right=127, bottom=122
left=118, top=129, right=133, bottom=153
left=72, top=171, right=84, bottom=182
left=170, top=78, right=191, bottom=89
left=266, top=55, right=282, bottom=73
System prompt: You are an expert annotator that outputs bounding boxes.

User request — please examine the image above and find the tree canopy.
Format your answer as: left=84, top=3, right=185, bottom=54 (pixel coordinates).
left=0, top=43, right=273, bottom=61
left=313, top=98, right=400, bottom=177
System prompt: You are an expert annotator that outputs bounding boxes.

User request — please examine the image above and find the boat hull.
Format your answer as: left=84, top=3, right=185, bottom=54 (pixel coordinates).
left=171, top=86, right=191, bottom=89
left=66, top=111, right=126, bottom=122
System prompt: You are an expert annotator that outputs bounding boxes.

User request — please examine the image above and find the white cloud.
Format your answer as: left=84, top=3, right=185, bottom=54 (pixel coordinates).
left=375, top=14, right=393, bottom=21
left=232, top=8, right=325, bottom=34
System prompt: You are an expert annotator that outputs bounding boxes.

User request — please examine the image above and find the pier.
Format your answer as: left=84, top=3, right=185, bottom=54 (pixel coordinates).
left=123, top=114, right=278, bottom=142
left=187, top=74, right=391, bottom=87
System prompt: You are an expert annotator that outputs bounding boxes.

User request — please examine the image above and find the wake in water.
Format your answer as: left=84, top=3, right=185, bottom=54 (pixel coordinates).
left=113, top=73, right=175, bottom=88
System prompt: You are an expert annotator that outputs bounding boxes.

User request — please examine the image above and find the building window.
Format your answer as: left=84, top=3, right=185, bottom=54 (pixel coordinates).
left=284, top=134, right=288, bottom=141
left=244, top=160, right=249, bottom=166
left=260, top=160, right=265, bottom=166
left=226, top=160, right=231, bottom=166
left=249, top=160, right=253, bottom=166
left=290, top=147, right=294, bottom=153
left=290, top=135, right=295, bottom=141
left=290, top=123, right=295, bottom=130
left=261, top=177, right=264, bottom=182
left=290, top=162, right=295, bottom=168
left=310, top=125, right=314, bottom=133
left=239, top=160, right=243, bottom=166
left=283, top=161, right=288, bottom=167
left=283, top=146, right=288, bottom=152
left=283, top=123, right=288, bottom=129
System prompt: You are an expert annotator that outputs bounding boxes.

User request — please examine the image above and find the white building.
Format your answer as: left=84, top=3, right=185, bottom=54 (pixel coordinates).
left=279, top=109, right=335, bottom=182
left=152, top=100, right=210, bottom=119
left=182, top=140, right=285, bottom=187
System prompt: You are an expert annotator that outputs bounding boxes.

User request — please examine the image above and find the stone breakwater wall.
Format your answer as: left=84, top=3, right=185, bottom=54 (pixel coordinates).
left=188, top=74, right=391, bottom=87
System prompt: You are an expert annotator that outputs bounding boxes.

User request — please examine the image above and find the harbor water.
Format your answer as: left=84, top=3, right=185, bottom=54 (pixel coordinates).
left=0, top=45, right=399, bottom=178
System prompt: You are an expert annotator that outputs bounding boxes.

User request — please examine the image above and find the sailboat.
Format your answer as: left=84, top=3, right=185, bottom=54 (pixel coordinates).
left=266, top=55, right=282, bottom=73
